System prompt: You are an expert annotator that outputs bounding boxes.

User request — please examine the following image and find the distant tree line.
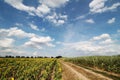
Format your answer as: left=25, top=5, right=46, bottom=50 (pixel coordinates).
left=0, top=55, right=62, bottom=58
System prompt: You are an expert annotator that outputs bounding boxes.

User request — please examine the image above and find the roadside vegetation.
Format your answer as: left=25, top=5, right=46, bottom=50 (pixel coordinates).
left=65, top=56, right=120, bottom=74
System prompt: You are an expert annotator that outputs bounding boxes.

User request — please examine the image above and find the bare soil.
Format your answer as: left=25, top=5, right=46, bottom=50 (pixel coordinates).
left=61, top=61, right=113, bottom=80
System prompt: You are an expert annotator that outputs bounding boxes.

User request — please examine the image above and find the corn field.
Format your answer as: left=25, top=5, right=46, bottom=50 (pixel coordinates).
left=0, top=58, right=62, bottom=80
left=65, top=56, right=120, bottom=74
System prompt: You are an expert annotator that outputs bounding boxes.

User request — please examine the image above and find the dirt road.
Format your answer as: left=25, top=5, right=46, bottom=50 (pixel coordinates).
left=61, top=61, right=113, bottom=80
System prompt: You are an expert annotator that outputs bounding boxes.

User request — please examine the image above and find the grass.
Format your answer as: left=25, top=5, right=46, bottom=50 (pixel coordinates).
left=65, top=55, right=120, bottom=80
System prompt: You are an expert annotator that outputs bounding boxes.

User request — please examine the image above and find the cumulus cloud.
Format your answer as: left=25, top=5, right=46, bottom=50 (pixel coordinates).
left=61, top=33, right=119, bottom=55
left=92, top=34, right=113, bottom=44
left=46, top=12, right=67, bottom=25
left=107, top=17, right=116, bottom=24
left=89, top=0, right=120, bottom=14
left=39, top=0, right=69, bottom=8
left=105, top=2, right=120, bottom=12
left=63, top=41, right=103, bottom=52
left=99, top=39, right=113, bottom=44
left=85, top=19, right=95, bottom=24
left=24, top=36, right=55, bottom=49
left=4, top=0, right=35, bottom=15
left=0, top=27, right=28, bottom=56
left=15, top=23, right=23, bottom=27
left=29, top=23, right=45, bottom=32
left=89, top=0, right=107, bottom=14
left=0, top=27, right=55, bottom=56
left=92, top=34, right=110, bottom=41
left=4, top=0, right=69, bottom=25
left=0, top=47, right=29, bottom=56
left=35, top=4, right=50, bottom=17
left=64, top=41, right=115, bottom=55
left=0, top=38, right=14, bottom=47
left=29, top=23, right=39, bottom=31
left=0, top=27, right=35, bottom=38
left=112, top=29, right=120, bottom=43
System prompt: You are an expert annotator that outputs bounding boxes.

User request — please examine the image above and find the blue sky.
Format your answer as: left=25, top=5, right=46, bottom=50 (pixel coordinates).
left=0, top=0, right=120, bottom=57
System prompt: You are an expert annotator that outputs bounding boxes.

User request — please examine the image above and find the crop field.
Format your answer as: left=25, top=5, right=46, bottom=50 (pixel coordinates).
left=0, top=58, right=62, bottom=80
left=0, top=56, right=120, bottom=80
left=65, top=56, right=120, bottom=74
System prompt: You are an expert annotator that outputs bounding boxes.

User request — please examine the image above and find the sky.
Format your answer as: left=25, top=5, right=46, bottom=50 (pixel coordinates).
left=0, top=0, right=120, bottom=57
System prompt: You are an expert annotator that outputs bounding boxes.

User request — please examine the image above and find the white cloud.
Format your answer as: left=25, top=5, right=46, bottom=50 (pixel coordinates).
left=15, top=23, right=23, bottom=27
left=117, top=30, right=120, bottom=33
left=59, top=14, right=68, bottom=20
left=0, top=37, right=28, bottom=56
left=46, top=12, right=67, bottom=25
left=89, top=0, right=120, bottom=14
left=0, top=27, right=56, bottom=56
left=30, top=36, right=53, bottom=43
left=0, top=45, right=34, bottom=56
left=92, top=34, right=110, bottom=41
left=92, top=34, right=113, bottom=44
left=0, top=38, right=14, bottom=47
left=100, top=39, right=113, bottom=44
left=89, top=0, right=107, bottom=14
left=65, top=43, right=104, bottom=55
left=33, top=51, right=38, bottom=56
left=104, top=2, right=120, bottom=12
left=63, top=41, right=103, bottom=52
left=111, top=30, right=120, bottom=43
left=85, top=19, right=95, bottom=24
left=0, top=27, right=35, bottom=38
left=4, top=0, right=35, bottom=15
left=24, top=36, right=55, bottom=49
left=75, top=15, right=85, bottom=20
left=35, top=4, right=50, bottom=17
left=56, top=41, right=62, bottom=44
left=39, top=0, right=69, bottom=8
left=61, top=33, right=119, bottom=55
left=0, top=27, right=55, bottom=50
left=57, top=20, right=65, bottom=25
left=107, top=17, right=115, bottom=24
left=29, top=23, right=39, bottom=31
left=4, top=0, right=69, bottom=25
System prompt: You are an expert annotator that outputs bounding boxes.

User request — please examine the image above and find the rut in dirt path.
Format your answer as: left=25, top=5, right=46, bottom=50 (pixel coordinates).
left=61, top=61, right=113, bottom=80
left=61, top=61, right=89, bottom=80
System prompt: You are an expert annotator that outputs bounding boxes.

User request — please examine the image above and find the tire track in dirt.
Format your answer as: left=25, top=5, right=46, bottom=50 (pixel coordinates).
left=61, top=61, right=113, bottom=80
left=61, top=62, right=90, bottom=80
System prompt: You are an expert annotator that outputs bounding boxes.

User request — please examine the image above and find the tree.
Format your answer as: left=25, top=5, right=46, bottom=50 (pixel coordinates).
left=56, top=56, right=62, bottom=58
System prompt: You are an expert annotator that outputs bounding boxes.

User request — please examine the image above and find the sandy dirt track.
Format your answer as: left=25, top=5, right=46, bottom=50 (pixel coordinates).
left=61, top=61, right=113, bottom=80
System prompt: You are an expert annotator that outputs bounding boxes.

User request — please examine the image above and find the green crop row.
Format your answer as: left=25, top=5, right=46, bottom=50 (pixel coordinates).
left=65, top=56, right=120, bottom=74
left=53, top=60, right=62, bottom=80
left=0, top=58, right=62, bottom=80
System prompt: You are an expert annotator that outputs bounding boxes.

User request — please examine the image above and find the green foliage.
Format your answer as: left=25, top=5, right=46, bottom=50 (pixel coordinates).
left=54, top=60, right=62, bottom=80
left=0, top=58, right=62, bottom=80
left=65, top=56, right=120, bottom=74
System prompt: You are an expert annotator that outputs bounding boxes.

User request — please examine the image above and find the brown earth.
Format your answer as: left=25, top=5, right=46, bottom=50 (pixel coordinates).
left=61, top=61, right=113, bottom=80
